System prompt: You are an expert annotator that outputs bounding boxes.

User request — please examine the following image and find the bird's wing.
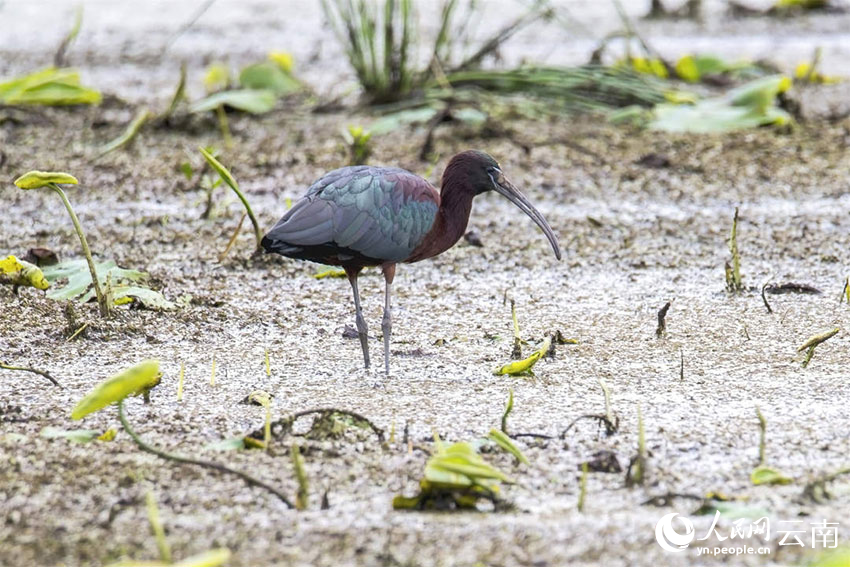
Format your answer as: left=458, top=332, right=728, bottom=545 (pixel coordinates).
left=263, top=166, right=439, bottom=263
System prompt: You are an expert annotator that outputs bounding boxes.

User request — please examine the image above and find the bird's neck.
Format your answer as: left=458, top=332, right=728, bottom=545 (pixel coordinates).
left=407, top=178, right=474, bottom=262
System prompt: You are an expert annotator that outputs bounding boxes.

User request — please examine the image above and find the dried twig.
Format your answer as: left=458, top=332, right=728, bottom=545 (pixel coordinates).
left=119, top=400, right=294, bottom=508
left=656, top=301, right=671, bottom=338
left=0, top=361, right=62, bottom=387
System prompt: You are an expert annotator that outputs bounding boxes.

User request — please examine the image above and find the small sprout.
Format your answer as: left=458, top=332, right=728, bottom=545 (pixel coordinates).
left=494, top=337, right=551, bottom=376
left=146, top=490, right=172, bottom=563
left=656, top=300, right=671, bottom=338
left=248, top=390, right=272, bottom=449
left=577, top=462, right=588, bottom=512
left=162, top=63, right=188, bottom=120
left=264, top=348, right=271, bottom=376
left=726, top=207, right=743, bottom=292
left=199, top=147, right=264, bottom=256
left=501, top=387, right=514, bottom=434
left=210, top=356, right=216, bottom=386
left=751, top=407, right=793, bottom=485
left=0, top=255, right=49, bottom=290
left=626, top=404, right=647, bottom=486
left=798, top=327, right=840, bottom=368
left=291, top=443, right=309, bottom=510
left=487, top=429, right=529, bottom=465
left=342, top=125, right=372, bottom=166
left=177, top=362, right=185, bottom=401
left=97, top=108, right=151, bottom=158
left=510, top=299, right=522, bottom=358
left=14, top=171, right=110, bottom=316
left=54, top=5, right=83, bottom=67
left=751, top=465, right=793, bottom=486
left=218, top=212, right=246, bottom=262
left=71, top=360, right=161, bottom=420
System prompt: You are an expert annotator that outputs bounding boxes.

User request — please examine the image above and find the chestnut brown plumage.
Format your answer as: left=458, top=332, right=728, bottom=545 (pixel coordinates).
left=263, top=150, right=561, bottom=374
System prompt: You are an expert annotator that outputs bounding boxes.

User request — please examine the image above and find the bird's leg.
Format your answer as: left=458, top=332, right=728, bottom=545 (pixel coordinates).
left=345, top=266, right=370, bottom=369
left=381, top=263, right=396, bottom=375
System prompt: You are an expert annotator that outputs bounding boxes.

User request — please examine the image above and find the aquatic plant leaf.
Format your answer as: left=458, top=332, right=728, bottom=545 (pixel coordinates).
left=204, top=436, right=247, bottom=451
left=649, top=75, right=792, bottom=133
left=98, top=428, right=117, bottom=441
left=105, top=549, right=231, bottom=567
left=190, top=89, right=276, bottom=114
left=98, top=109, right=151, bottom=157
left=239, top=61, right=300, bottom=96
left=0, top=255, right=49, bottom=290
left=198, top=148, right=238, bottom=192
left=0, top=67, right=101, bottom=105
left=14, top=170, right=78, bottom=189
left=751, top=465, right=793, bottom=486
left=370, top=106, right=440, bottom=135
left=40, top=426, right=101, bottom=443
left=494, top=337, right=551, bottom=376
left=41, top=258, right=174, bottom=310
left=71, top=360, right=161, bottom=420
left=174, top=549, right=232, bottom=567
left=487, top=428, right=529, bottom=464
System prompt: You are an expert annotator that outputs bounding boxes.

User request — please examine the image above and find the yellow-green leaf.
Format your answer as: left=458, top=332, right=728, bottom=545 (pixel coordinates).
left=174, top=549, right=231, bottom=567
left=14, top=170, right=78, bottom=189
left=487, top=428, right=529, bottom=464
left=494, top=337, right=551, bottom=376
left=71, top=360, right=161, bottom=420
left=0, top=255, right=49, bottom=290
left=268, top=51, right=294, bottom=73
left=751, top=465, right=793, bottom=486
left=198, top=147, right=239, bottom=192
left=314, top=267, right=346, bottom=279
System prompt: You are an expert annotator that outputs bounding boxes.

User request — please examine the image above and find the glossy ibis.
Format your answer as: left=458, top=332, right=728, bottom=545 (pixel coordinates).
left=262, top=150, right=561, bottom=374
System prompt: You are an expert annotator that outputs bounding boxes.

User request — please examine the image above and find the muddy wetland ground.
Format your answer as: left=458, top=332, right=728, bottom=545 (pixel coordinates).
left=1, top=2, right=850, bottom=567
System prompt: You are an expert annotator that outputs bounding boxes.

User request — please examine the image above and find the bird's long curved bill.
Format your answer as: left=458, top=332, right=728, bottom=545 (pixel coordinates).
left=493, top=177, right=562, bottom=260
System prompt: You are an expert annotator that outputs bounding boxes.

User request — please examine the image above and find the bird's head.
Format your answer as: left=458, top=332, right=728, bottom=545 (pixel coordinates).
left=445, top=150, right=562, bottom=260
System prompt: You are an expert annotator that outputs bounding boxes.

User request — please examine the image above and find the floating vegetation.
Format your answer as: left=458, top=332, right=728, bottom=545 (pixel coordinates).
left=0, top=67, right=101, bottom=106
left=617, top=75, right=793, bottom=133
left=393, top=439, right=513, bottom=511
left=494, top=337, right=550, bottom=376
left=41, top=259, right=174, bottom=311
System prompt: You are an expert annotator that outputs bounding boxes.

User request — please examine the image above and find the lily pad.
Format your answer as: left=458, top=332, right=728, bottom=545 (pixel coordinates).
left=190, top=89, right=276, bottom=114
left=41, top=258, right=174, bottom=310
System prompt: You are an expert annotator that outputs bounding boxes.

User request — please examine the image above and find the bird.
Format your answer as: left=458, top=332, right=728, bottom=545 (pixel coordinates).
left=262, top=150, right=561, bottom=374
